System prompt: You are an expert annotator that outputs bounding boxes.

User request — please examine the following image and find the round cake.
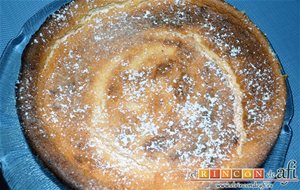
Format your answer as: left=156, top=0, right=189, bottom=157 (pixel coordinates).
left=17, top=0, right=287, bottom=189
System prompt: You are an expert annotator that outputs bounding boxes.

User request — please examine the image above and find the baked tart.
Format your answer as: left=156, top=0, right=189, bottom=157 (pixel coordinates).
left=17, top=0, right=287, bottom=189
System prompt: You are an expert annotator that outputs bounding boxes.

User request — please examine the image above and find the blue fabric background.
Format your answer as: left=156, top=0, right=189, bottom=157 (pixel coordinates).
left=0, top=0, right=299, bottom=189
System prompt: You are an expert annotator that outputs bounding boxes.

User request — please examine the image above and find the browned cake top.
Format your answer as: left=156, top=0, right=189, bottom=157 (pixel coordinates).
left=17, top=0, right=286, bottom=189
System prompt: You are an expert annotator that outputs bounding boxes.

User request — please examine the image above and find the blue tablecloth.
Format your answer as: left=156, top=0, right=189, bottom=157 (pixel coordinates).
left=0, top=0, right=299, bottom=189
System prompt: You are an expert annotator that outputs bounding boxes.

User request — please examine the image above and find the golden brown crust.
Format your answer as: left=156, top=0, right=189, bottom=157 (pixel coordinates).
left=17, top=0, right=286, bottom=189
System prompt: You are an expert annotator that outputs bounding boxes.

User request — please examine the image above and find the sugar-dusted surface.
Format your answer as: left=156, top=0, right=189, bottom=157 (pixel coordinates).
left=17, top=0, right=286, bottom=189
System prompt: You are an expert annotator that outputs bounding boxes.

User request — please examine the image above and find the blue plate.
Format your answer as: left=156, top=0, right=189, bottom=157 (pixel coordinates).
left=0, top=1, right=293, bottom=189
